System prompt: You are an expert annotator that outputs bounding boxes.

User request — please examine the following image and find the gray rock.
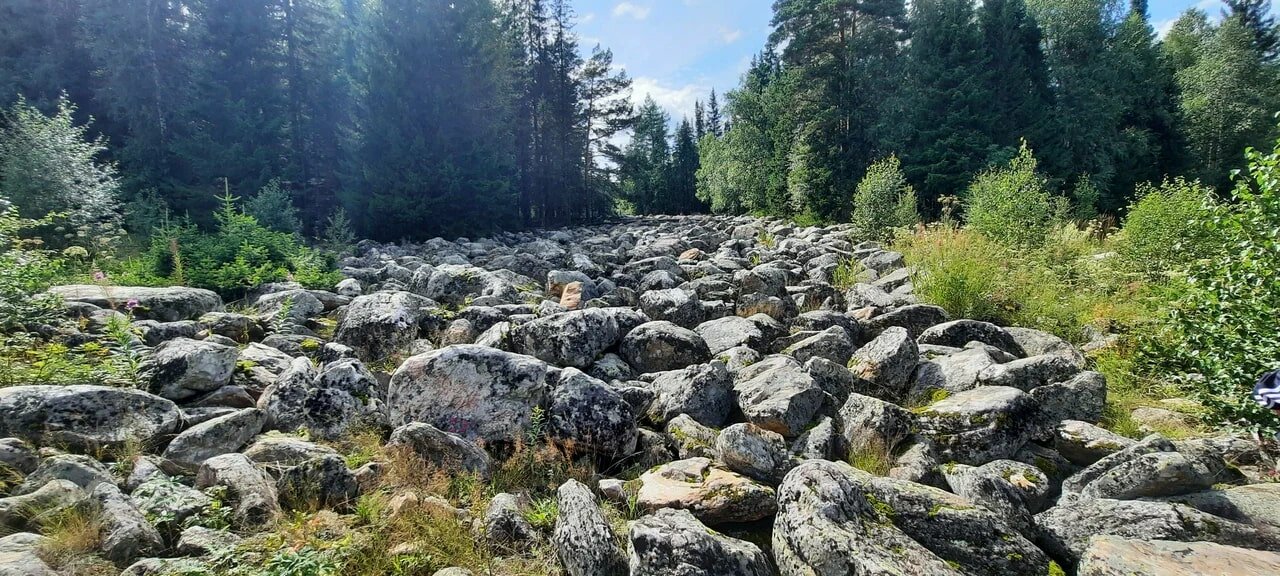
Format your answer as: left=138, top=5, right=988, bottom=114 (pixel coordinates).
left=1031, top=371, right=1107, bottom=425
left=864, top=304, right=949, bottom=339
left=0, top=439, right=37, bottom=475
left=848, top=326, right=918, bottom=401
left=908, top=344, right=1001, bottom=403
left=243, top=435, right=341, bottom=471
left=276, top=454, right=358, bottom=512
left=915, top=386, right=1042, bottom=465
left=587, top=353, right=634, bottom=383
left=334, top=291, right=435, bottom=361
left=162, top=408, right=266, bottom=472
left=791, top=416, right=841, bottom=461
left=629, top=508, right=772, bottom=576
left=553, top=480, right=627, bottom=576
left=16, top=454, right=112, bottom=495
left=665, top=414, right=720, bottom=459
left=695, top=315, right=771, bottom=354
left=978, top=353, right=1082, bottom=391
left=387, top=422, right=493, bottom=478
left=917, top=319, right=1025, bottom=357
left=1054, top=420, right=1134, bottom=466
left=387, top=345, right=550, bottom=444
left=1035, top=497, right=1280, bottom=563
left=1077, top=536, right=1280, bottom=576
left=93, top=483, right=164, bottom=566
left=255, top=289, right=325, bottom=326
left=636, top=458, right=777, bottom=524
left=1163, top=483, right=1280, bottom=531
left=507, top=308, right=648, bottom=368
left=646, top=361, right=734, bottom=427
left=0, top=385, right=180, bottom=453
left=0, top=532, right=57, bottom=576
left=195, top=453, right=281, bottom=527
left=639, top=288, right=704, bottom=328
left=782, top=325, right=855, bottom=365
left=620, top=321, right=712, bottom=374
left=130, top=477, right=210, bottom=536
left=0, top=480, right=84, bottom=531
left=145, top=338, right=239, bottom=401
left=838, top=393, right=916, bottom=456
left=715, top=423, right=796, bottom=485
left=48, top=285, right=222, bottom=322
left=484, top=493, right=536, bottom=548
left=1078, top=450, right=1227, bottom=501
left=733, top=355, right=825, bottom=437
left=548, top=369, right=638, bottom=457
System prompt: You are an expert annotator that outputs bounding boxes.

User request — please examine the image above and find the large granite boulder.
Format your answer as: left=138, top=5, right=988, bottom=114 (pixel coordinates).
left=387, top=345, right=550, bottom=444
left=0, top=385, right=180, bottom=453
left=507, top=308, right=648, bottom=368
left=628, top=508, right=772, bottom=576
left=334, top=291, right=436, bottom=361
left=48, top=285, right=222, bottom=322
left=145, top=338, right=239, bottom=401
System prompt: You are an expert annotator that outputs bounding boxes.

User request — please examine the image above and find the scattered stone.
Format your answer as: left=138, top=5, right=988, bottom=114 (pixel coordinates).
left=636, top=457, right=777, bottom=524
left=553, top=480, right=627, bottom=576
left=628, top=508, right=772, bottom=576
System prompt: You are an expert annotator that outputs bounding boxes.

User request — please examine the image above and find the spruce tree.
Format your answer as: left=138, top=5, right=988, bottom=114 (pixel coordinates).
left=1223, top=0, right=1280, bottom=61
left=707, top=89, right=723, bottom=137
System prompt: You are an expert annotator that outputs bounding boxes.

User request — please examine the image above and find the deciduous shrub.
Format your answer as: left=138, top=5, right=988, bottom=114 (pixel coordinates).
left=125, top=193, right=340, bottom=299
left=853, top=155, right=917, bottom=242
left=1153, top=141, right=1280, bottom=430
left=0, top=204, right=65, bottom=331
left=963, top=143, right=1063, bottom=247
left=1116, top=177, right=1221, bottom=281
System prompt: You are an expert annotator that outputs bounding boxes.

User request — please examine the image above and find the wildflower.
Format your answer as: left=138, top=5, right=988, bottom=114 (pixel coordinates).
left=125, top=299, right=139, bottom=311
left=92, top=270, right=107, bottom=282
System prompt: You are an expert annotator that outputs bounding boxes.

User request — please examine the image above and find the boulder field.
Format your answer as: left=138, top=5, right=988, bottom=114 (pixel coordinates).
left=4, top=215, right=1278, bottom=575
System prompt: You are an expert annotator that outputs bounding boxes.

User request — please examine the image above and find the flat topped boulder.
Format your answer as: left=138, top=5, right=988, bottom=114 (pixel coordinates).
left=636, top=457, right=777, bottom=524
left=48, top=285, right=222, bottom=322
left=387, top=345, right=550, bottom=444
left=0, top=385, right=180, bottom=453
left=1078, top=536, right=1280, bottom=576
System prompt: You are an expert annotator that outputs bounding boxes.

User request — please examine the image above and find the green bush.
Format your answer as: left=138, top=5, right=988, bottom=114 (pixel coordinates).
left=125, top=193, right=340, bottom=299
left=852, top=155, right=916, bottom=242
left=0, top=205, right=65, bottom=331
left=1116, top=177, right=1221, bottom=281
left=245, top=179, right=302, bottom=235
left=963, top=143, right=1063, bottom=247
left=0, top=95, right=123, bottom=255
left=1153, top=140, right=1280, bottom=431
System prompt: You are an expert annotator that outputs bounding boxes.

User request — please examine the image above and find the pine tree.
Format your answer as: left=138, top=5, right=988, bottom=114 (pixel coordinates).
left=900, top=0, right=994, bottom=211
left=694, top=101, right=706, bottom=140
left=621, top=97, right=670, bottom=214
left=707, top=89, right=723, bottom=137
left=1223, top=0, right=1280, bottom=61
left=579, top=46, right=633, bottom=220
left=669, top=118, right=702, bottom=213
left=353, top=0, right=517, bottom=240
left=770, top=0, right=908, bottom=222
left=978, top=0, right=1053, bottom=157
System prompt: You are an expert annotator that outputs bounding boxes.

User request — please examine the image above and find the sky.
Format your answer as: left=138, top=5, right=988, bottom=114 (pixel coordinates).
left=572, top=0, right=1271, bottom=125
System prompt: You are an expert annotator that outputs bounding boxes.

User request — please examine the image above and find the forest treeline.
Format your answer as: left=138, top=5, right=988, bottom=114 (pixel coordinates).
left=695, top=0, right=1280, bottom=223
left=0, top=0, right=635, bottom=240
left=2, top=0, right=1279, bottom=241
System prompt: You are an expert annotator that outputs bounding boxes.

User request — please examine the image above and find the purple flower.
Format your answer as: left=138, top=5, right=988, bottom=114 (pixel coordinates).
left=125, top=299, right=139, bottom=311
left=92, top=271, right=107, bottom=282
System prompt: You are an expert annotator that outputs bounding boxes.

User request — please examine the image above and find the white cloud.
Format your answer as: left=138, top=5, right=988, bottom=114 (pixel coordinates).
left=580, top=12, right=596, bottom=25
left=632, top=76, right=708, bottom=123
left=612, top=2, right=651, bottom=20
left=720, top=27, right=743, bottom=44
left=1155, top=18, right=1177, bottom=39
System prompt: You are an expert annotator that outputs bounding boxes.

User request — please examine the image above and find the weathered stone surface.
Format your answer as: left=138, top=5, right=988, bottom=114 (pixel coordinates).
left=1163, top=483, right=1280, bottom=532
left=1054, top=420, right=1135, bottom=466
left=733, top=355, right=824, bottom=437
left=838, top=393, right=915, bottom=456
left=848, top=326, right=918, bottom=401
left=715, top=423, right=796, bottom=485
left=636, top=457, right=777, bottom=524
left=1035, top=498, right=1280, bottom=563
left=130, top=477, right=210, bottom=536
left=0, top=480, right=85, bottom=531
left=387, top=345, right=550, bottom=444
left=629, top=508, right=772, bottom=576
left=695, top=315, right=770, bottom=354
left=0, top=532, right=57, bottom=576
left=917, top=320, right=1025, bottom=357
left=646, top=361, right=734, bottom=427
left=93, top=483, right=164, bottom=566
left=1078, top=536, right=1280, bottom=576
left=0, top=385, right=180, bottom=453
left=665, top=414, right=719, bottom=459
left=485, top=492, right=537, bottom=548
left=195, top=453, right=281, bottom=527
left=977, top=353, right=1081, bottom=391
left=276, top=454, right=358, bottom=512
left=916, top=386, right=1042, bottom=465
left=387, top=422, right=493, bottom=478
left=16, top=454, right=112, bottom=495
left=49, top=285, right=222, bottom=322
left=620, top=321, right=712, bottom=374
left=1031, top=371, right=1107, bottom=425
left=162, top=408, right=266, bottom=472
left=242, top=435, right=341, bottom=471
left=507, top=308, right=647, bottom=368
left=145, top=338, right=239, bottom=401
left=639, top=288, right=704, bottom=328
left=782, top=325, right=855, bottom=365
left=174, top=525, right=241, bottom=557
left=335, top=291, right=435, bottom=361
left=865, top=304, right=949, bottom=339
left=548, top=368, right=638, bottom=457
left=553, top=480, right=627, bottom=576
